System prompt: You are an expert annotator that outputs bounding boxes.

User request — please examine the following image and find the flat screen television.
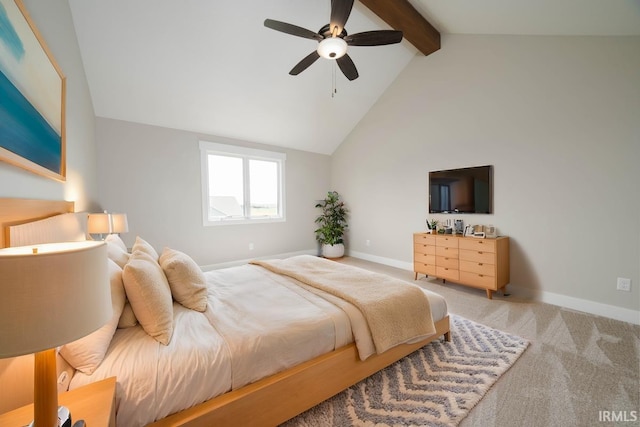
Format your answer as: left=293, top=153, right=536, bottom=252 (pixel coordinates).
left=429, top=165, right=493, bottom=214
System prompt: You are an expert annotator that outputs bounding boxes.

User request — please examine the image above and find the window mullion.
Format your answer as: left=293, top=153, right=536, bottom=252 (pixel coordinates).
left=243, top=157, right=251, bottom=219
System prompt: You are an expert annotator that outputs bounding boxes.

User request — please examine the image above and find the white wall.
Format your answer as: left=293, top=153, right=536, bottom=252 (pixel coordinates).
left=332, top=35, right=640, bottom=321
left=0, top=0, right=99, bottom=211
left=95, top=118, right=331, bottom=266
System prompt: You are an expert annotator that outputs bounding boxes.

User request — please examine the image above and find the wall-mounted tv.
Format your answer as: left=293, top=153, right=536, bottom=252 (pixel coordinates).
left=429, top=165, right=493, bottom=214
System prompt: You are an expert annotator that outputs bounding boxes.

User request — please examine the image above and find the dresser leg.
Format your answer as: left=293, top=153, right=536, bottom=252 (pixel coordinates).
left=414, top=272, right=418, bottom=280
left=486, top=289, right=493, bottom=299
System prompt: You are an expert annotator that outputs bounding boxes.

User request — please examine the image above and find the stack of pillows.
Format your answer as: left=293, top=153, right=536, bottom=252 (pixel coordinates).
left=59, top=235, right=208, bottom=375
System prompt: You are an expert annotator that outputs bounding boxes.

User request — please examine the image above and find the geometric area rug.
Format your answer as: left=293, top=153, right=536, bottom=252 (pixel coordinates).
left=282, top=315, right=529, bottom=427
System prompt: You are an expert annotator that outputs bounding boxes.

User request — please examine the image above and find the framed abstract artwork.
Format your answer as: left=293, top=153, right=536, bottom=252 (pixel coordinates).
left=0, top=0, right=66, bottom=181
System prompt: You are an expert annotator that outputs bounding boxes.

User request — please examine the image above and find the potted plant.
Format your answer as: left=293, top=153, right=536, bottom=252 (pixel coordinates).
left=315, top=191, right=348, bottom=259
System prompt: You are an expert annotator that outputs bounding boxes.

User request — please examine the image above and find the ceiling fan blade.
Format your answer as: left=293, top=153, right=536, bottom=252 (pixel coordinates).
left=289, top=51, right=321, bottom=75
left=345, top=30, right=403, bottom=46
left=264, top=19, right=322, bottom=41
left=336, top=54, right=359, bottom=81
left=329, top=0, right=354, bottom=36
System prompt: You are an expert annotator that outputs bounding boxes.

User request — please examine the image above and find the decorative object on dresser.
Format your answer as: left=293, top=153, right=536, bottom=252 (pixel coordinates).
left=413, top=233, right=510, bottom=299
left=426, top=218, right=438, bottom=234
left=0, top=241, right=111, bottom=427
left=314, top=191, right=348, bottom=259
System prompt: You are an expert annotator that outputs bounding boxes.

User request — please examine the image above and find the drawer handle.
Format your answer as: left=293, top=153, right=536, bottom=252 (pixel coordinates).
left=479, top=274, right=484, bottom=277
left=478, top=263, right=483, bottom=266
left=478, top=251, right=483, bottom=254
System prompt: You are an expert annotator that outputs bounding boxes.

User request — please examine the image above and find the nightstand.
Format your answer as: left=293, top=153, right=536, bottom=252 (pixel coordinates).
left=0, top=376, right=116, bottom=427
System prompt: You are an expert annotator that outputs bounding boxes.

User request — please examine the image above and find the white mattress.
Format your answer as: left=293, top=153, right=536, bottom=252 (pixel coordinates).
left=70, top=264, right=447, bottom=427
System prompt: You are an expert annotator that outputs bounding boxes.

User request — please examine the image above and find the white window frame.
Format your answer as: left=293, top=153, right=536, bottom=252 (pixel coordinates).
left=199, top=141, right=286, bottom=226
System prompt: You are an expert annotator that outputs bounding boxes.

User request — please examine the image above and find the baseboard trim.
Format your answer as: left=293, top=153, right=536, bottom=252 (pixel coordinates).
left=349, top=251, right=640, bottom=326
left=508, top=286, right=640, bottom=325
left=348, top=251, right=413, bottom=271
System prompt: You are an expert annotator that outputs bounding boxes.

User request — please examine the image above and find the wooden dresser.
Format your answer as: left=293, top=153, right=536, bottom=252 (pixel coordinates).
left=413, top=233, right=510, bottom=299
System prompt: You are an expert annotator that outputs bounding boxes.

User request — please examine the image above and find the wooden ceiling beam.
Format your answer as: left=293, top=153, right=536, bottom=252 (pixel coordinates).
left=358, top=0, right=440, bottom=56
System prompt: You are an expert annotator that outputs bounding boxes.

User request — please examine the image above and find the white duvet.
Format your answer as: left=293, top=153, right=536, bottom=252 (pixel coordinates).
left=69, top=264, right=447, bottom=427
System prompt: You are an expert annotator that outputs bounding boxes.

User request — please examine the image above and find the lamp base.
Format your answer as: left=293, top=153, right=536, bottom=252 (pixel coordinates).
left=28, top=406, right=71, bottom=427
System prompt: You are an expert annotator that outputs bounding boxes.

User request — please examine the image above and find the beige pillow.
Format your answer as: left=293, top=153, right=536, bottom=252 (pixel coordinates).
left=132, top=236, right=159, bottom=260
left=122, top=250, right=173, bottom=344
left=117, top=301, right=138, bottom=328
left=105, top=233, right=128, bottom=252
left=60, top=259, right=126, bottom=374
left=159, top=247, right=208, bottom=312
left=106, top=241, right=129, bottom=268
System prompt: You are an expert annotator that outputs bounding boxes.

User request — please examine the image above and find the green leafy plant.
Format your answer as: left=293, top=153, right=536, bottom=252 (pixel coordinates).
left=428, top=219, right=439, bottom=230
left=314, top=191, right=348, bottom=246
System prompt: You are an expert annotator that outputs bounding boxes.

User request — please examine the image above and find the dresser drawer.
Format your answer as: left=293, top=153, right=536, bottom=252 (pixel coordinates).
left=435, top=236, right=459, bottom=248
left=460, top=260, right=495, bottom=276
left=459, top=238, right=496, bottom=253
left=459, top=249, right=495, bottom=264
left=414, top=262, right=437, bottom=276
left=460, top=271, right=497, bottom=290
left=435, top=246, right=458, bottom=258
left=414, top=233, right=436, bottom=245
left=436, top=255, right=458, bottom=269
left=414, top=252, right=436, bottom=265
left=414, top=243, right=436, bottom=256
left=436, top=266, right=459, bottom=281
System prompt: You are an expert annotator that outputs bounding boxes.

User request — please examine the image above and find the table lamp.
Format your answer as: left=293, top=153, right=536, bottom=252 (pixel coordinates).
left=0, top=241, right=111, bottom=427
left=88, top=212, right=128, bottom=239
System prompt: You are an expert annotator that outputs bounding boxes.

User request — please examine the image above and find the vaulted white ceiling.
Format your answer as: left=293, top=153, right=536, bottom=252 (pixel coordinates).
left=68, top=0, right=640, bottom=155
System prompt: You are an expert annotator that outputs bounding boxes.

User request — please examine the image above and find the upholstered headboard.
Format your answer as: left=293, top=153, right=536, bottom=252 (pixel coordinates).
left=0, top=198, right=75, bottom=248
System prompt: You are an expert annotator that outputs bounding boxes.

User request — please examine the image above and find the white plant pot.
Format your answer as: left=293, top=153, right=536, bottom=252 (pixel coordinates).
left=322, top=243, right=345, bottom=259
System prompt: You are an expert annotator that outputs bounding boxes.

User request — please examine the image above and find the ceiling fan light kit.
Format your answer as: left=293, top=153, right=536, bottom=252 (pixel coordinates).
left=317, top=37, right=347, bottom=59
left=264, top=0, right=403, bottom=81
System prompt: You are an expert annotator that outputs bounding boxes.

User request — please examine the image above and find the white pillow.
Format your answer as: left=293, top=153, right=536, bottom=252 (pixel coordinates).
left=122, top=250, right=173, bottom=344
left=105, top=233, right=128, bottom=252
left=106, top=241, right=129, bottom=268
left=117, top=301, right=138, bottom=328
left=60, top=259, right=126, bottom=374
left=132, top=236, right=159, bottom=260
left=159, top=247, right=208, bottom=312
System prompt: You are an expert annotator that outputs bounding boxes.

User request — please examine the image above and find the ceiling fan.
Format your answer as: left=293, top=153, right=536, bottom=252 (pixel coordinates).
left=264, top=0, right=403, bottom=81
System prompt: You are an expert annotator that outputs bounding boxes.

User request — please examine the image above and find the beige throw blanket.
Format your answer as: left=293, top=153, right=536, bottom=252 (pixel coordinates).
left=250, top=255, right=436, bottom=354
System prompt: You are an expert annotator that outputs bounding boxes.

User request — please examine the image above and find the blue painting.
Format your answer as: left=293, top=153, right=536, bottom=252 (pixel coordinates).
left=0, top=0, right=65, bottom=180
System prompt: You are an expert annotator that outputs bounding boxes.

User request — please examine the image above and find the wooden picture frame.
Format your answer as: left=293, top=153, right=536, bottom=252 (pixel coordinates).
left=0, top=0, right=66, bottom=181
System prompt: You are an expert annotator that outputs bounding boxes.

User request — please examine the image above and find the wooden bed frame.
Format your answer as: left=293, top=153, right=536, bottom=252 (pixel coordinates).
left=0, top=198, right=451, bottom=427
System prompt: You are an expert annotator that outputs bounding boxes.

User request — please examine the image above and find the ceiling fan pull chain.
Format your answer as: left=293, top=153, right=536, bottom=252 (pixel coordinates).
left=332, top=61, right=337, bottom=97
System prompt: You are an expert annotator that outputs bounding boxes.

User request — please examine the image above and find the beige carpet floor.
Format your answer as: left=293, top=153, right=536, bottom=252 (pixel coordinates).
left=338, top=257, right=640, bottom=427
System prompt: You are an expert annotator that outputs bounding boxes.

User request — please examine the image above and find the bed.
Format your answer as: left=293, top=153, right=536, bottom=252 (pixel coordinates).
left=0, top=198, right=450, bottom=427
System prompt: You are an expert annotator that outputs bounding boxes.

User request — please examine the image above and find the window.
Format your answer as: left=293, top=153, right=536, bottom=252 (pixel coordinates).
left=200, top=141, right=285, bottom=225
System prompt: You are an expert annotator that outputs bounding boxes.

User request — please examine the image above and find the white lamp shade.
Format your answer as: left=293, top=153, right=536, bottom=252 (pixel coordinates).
left=87, top=213, right=112, bottom=234
left=317, top=37, right=348, bottom=59
left=111, top=213, right=129, bottom=233
left=0, top=241, right=112, bottom=358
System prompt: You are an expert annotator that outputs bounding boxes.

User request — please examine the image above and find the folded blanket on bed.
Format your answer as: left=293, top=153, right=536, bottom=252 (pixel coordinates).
left=250, top=255, right=436, bottom=354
